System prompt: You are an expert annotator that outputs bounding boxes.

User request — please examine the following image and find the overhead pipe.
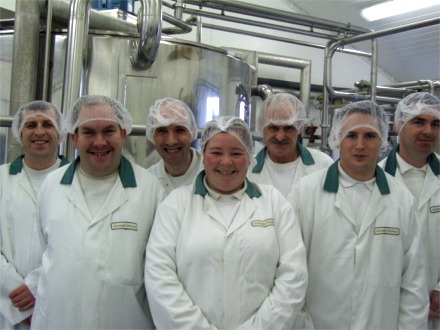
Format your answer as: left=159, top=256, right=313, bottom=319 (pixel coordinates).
left=190, top=22, right=372, bottom=58
left=183, top=7, right=340, bottom=40
left=182, top=0, right=370, bottom=36
left=257, top=53, right=311, bottom=116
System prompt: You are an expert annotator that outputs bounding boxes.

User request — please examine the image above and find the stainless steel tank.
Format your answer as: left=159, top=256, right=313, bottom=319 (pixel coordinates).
left=1, top=31, right=254, bottom=166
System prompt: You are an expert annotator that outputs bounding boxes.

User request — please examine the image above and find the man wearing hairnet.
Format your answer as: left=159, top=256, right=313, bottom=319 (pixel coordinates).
left=146, top=98, right=202, bottom=194
left=293, top=100, right=428, bottom=329
left=31, top=95, right=166, bottom=329
left=145, top=116, right=308, bottom=329
left=379, top=92, right=440, bottom=329
left=0, top=101, right=68, bottom=329
left=248, top=93, right=333, bottom=203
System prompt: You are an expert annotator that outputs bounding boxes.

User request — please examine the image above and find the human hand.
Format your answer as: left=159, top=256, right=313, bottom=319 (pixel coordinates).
left=429, top=290, right=440, bottom=320
left=9, top=283, right=35, bottom=311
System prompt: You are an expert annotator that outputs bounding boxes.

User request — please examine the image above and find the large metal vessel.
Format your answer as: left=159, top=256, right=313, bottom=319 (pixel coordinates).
left=0, top=31, right=254, bottom=166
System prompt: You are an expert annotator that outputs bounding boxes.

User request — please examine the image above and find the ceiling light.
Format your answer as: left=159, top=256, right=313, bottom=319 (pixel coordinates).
left=361, top=0, right=440, bottom=22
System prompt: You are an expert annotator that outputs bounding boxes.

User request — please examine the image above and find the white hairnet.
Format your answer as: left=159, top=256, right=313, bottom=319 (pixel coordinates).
left=394, top=92, right=440, bottom=132
left=328, top=100, right=389, bottom=150
left=146, top=98, right=198, bottom=143
left=66, top=95, right=133, bottom=134
left=257, top=93, right=307, bottom=132
left=11, top=100, right=66, bottom=145
left=201, top=116, right=254, bottom=160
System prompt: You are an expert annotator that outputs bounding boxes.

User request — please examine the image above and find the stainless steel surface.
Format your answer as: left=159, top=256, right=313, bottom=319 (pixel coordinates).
left=131, top=0, right=162, bottom=70
left=49, top=34, right=252, bottom=165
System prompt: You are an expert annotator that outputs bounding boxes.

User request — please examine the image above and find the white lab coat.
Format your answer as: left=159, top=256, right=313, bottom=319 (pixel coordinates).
left=294, top=162, right=429, bottom=329
left=31, top=156, right=166, bottom=329
left=247, top=144, right=333, bottom=204
left=147, top=148, right=203, bottom=194
left=145, top=171, right=308, bottom=330
left=380, top=148, right=440, bottom=329
left=0, top=156, right=68, bottom=330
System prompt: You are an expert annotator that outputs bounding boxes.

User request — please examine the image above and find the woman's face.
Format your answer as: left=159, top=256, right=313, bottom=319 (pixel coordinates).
left=203, top=132, right=250, bottom=194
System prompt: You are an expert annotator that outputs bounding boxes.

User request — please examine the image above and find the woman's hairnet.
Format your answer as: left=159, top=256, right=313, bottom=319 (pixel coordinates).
left=146, top=98, right=198, bottom=143
left=66, top=95, right=133, bottom=134
left=201, top=116, right=254, bottom=160
left=394, top=92, right=440, bottom=132
left=11, top=100, right=66, bottom=145
left=257, top=93, right=307, bottom=132
left=328, top=100, right=389, bottom=150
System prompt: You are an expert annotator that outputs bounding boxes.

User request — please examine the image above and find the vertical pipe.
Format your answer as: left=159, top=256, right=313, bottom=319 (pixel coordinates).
left=369, top=38, right=378, bottom=101
left=42, top=0, right=54, bottom=100
left=7, top=0, right=41, bottom=162
left=61, top=0, right=93, bottom=160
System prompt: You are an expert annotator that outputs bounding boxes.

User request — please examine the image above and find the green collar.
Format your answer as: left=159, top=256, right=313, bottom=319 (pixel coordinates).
left=251, top=142, right=315, bottom=173
left=60, top=155, right=137, bottom=187
left=384, top=144, right=440, bottom=176
left=194, top=170, right=262, bottom=198
left=323, top=160, right=390, bottom=195
left=9, top=155, right=69, bottom=175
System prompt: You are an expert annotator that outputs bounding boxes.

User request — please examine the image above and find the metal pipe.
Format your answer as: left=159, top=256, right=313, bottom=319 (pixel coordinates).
left=174, top=0, right=184, bottom=20
left=7, top=0, right=41, bottom=162
left=61, top=0, right=93, bottom=160
left=42, top=0, right=54, bottom=100
left=186, top=15, right=202, bottom=43
left=162, top=12, right=192, bottom=34
left=369, top=38, right=378, bottom=101
left=182, top=0, right=370, bottom=35
left=131, top=0, right=162, bottom=70
left=340, top=17, right=440, bottom=45
left=257, top=53, right=311, bottom=116
left=183, top=7, right=339, bottom=40
left=194, top=22, right=372, bottom=57
left=251, top=84, right=274, bottom=100
left=9, top=0, right=41, bottom=114
left=0, top=116, right=13, bottom=128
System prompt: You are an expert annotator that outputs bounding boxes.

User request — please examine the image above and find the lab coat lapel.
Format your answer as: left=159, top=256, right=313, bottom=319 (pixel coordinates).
left=359, top=187, right=385, bottom=236
left=203, top=196, right=228, bottom=230
left=93, top=178, right=128, bottom=223
left=66, top=174, right=93, bottom=221
left=334, top=189, right=357, bottom=229
left=227, top=196, right=256, bottom=235
left=17, top=171, right=36, bottom=203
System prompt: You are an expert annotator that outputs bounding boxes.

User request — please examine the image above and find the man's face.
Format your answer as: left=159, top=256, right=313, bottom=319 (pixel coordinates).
left=21, top=110, right=60, bottom=162
left=339, top=114, right=382, bottom=181
left=398, top=114, right=440, bottom=165
left=71, top=105, right=126, bottom=177
left=263, top=123, right=299, bottom=164
left=153, top=124, right=193, bottom=173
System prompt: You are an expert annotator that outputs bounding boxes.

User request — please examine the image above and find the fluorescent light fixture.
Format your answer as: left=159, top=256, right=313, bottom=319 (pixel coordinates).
left=361, top=0, right=440, bottom=22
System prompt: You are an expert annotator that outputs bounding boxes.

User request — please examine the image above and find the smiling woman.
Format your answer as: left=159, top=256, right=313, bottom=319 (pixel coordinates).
left=145, top=115, right=309, bottom=330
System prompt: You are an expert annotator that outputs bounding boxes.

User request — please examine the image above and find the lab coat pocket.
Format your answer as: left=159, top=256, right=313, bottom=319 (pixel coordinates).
left=368, top=233, right=403, bottom=288
left=104, top=221, right=144, bottom=286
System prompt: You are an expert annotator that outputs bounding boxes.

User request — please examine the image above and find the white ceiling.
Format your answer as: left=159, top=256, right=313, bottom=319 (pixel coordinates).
left=284, top=0, right=440, bottom=83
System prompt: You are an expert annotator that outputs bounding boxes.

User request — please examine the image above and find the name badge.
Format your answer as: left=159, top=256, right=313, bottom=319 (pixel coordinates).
left=111, top=222, right=138, bottom=231
left=251, top=219, right=274, bottom=227
left=374, top=227, right=400, bottom=236
left=430, top=205, right=440, bottom=213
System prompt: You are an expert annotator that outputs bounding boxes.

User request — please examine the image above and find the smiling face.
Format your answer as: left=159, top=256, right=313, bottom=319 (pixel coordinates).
left=71, top=105, right=126, bottom=177
left=203, top=132, right=250, bottom=194
left=339, top=114, right=382, bottom=181
left=153, top=124, right=193, bottom=176
left=398, top=114, right=440, bottom=167
left=21, top=110, right=60, bottom=167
